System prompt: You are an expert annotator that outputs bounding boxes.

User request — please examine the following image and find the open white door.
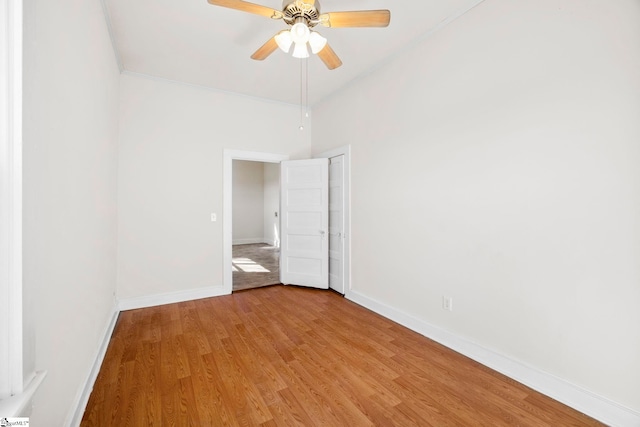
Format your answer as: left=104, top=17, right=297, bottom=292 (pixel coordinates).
left=280, top=158, right=329, bottom=289
left=328, top=155, right=345, bottom=294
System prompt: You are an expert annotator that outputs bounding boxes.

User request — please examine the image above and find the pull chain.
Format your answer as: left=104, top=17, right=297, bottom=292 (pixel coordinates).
left=299, top=57, right=309, bottom=131
left=299, top=58, right=304, bottom=130
left=305, top=57, right=309, bottom=119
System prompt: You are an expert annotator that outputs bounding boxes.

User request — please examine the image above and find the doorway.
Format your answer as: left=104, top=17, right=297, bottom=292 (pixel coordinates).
left=223, top=150, right=289, bottom=295
left=223, top=147, right=350, bottom=295
left=231, top=159, right=281, bottom=291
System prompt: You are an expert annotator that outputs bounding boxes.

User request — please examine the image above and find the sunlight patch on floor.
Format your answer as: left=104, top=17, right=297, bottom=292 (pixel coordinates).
left=233, top=257, right=271, bottom=273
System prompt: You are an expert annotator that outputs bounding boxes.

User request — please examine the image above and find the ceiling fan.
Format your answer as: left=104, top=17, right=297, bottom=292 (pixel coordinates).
left=207, top=0, right=390, bottom=70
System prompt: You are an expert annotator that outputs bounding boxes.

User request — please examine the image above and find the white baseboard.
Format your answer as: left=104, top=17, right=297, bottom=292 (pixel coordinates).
left=66, top=286, right=229, bottom=426
left=118, top=285, right=229, bottom=311
left=346, top=290, right=640, bottom=427
left=65, top=302, right=119, bottom=427
left=232, top=239, right=277, bottom=246
left=232, top=238, right=265, bottom=245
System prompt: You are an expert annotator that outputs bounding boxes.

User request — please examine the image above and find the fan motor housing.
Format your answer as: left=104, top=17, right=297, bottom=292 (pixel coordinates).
left=282, top=0, right=320, bottom=27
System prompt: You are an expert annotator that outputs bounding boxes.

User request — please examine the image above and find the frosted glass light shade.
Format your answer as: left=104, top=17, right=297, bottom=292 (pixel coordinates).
left=292, top=42, right=309, bottom=58
left=275, top=30, right=293, bottom=53
left=308, top=31, right=327, bottom=54
left=290, top=22, right=310, bottom=44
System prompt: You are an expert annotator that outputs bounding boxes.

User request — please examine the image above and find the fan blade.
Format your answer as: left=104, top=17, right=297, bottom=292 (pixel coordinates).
left=251, top=36, right=279, bottom=60
left=317, top=43, right=342, bottom=70
left=319, top=10, right=390, bottom=28
left=207, top=0, right=283, bottom=20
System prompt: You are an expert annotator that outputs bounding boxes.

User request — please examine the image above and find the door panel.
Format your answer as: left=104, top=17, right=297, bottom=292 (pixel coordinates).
left=328, top=156, right=345, bottom=294
left=280, top=159, right=329, bottom=288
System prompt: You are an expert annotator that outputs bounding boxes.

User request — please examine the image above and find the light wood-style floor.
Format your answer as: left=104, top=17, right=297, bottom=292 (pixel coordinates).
left=81, top=285, right=603, bottom=426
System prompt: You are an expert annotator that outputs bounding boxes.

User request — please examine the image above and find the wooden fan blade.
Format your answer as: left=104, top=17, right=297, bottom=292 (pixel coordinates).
left=317, top=43, right=342, bottom=70
left=251, top=36, right=279, bottom=60
left=207, top=0, right=283, bottom=20
left=319, top=10, right=390, bottom=28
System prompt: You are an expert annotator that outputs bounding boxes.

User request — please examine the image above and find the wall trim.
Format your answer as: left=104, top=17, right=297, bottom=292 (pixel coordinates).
left=65, top=302, right=119, bottom=427
left=67, top=286, right=226, bottom=425
left=346, top=290, right=640, bottom=427
left=65, top=285, right=640, bottom=426
left=123, top=71, right=301, bottom=109
left=118, top=286, right=228, bottom=311
left=0, top=370, right=46, bottom=418
left=0, top=0, right=29, bottom=406
left=232, top=238, right=267, bottom=245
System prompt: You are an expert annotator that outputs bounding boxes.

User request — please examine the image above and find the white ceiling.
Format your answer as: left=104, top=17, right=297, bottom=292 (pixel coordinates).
left=104, top=0, right=483, bottom=105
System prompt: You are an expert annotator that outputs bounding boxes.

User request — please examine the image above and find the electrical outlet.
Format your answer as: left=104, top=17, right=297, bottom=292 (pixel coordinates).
left=442, top=296, right=453, bottom=311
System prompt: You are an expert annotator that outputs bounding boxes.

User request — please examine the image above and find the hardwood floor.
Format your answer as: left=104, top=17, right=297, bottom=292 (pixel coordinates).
left=81, top=285, right=603, bottom=426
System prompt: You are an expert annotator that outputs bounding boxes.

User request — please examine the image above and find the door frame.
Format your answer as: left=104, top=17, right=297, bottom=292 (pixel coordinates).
left=223, top=149, right=289, bottom=294
left=1, top=0, right=24, bottom=401
left=315, top=145, right=351, bottom=296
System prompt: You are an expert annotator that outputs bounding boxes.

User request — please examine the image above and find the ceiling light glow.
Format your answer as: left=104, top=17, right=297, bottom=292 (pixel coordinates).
left=308, top=31, right=327, bottom=54
left=275, top=30, right=293, bottom=53
left=292, top=41, right=309, bottom=58
left=290, top=22, right=310, bottom=44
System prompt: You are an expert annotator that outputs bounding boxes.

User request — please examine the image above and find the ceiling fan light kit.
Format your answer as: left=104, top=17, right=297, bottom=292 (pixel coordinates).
left=275, top=30, right=293, bottom=53
left=292, top=41, right=309, bottom=58
left=207, top=0, right=390, bottom=70
left=308, top=31, right=327, bottom=54
left=290, top=19, right=310, bottom=43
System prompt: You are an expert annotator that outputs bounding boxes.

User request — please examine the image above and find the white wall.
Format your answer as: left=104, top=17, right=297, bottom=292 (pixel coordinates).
left=22, top=0, right=120, bottom=424
left=117, top=74, right=310, bottom=300
left=263, top=163, right=280, bottom=247
left=232, top=160, right=265, bottom=244
left=312, top=0, right=640, bottom=415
